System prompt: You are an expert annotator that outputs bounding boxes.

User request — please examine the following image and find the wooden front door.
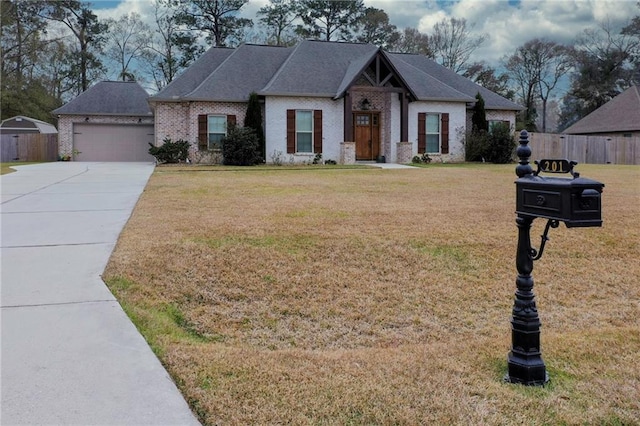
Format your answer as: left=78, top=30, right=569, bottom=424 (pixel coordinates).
left=354, top=112, right=380, bottom=161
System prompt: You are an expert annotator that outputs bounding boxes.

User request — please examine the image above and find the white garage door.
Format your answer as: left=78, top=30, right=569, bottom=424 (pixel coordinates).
left=73, top=124, right=155, bottom=161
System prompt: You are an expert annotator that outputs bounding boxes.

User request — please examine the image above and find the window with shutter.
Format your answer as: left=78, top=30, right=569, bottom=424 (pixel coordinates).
left=198, top=114, right=237, bottom=150
left=286, top=109, right=323, bottom=154
left=419, top=112, right=450, bottom=154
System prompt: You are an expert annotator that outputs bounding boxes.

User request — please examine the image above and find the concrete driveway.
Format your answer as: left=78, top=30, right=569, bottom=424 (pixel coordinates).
left=1, top=162, right=200, bottom=425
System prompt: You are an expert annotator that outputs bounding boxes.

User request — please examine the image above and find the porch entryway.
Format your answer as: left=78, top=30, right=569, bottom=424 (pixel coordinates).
left=354, top=112, right=380, bottom=161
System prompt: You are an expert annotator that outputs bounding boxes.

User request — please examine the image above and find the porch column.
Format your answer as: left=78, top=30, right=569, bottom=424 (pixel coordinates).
left=400, top=91, right=409, bottom=142
left=344, top=92, right=353, bottom=141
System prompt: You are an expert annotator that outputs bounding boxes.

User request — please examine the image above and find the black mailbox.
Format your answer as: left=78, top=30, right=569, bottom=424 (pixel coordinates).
left=507, top=132, right=606, bottom=387
left=515, top=159, right=604, bottom=227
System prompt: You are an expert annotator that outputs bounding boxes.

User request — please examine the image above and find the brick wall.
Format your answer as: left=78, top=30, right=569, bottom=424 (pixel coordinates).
left=154, top=101, right=248, bottom=162
left=340, top=142, right=355, bottom=164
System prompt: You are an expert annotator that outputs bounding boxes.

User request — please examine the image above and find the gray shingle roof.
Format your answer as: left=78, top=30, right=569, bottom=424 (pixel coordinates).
left=150, top=47, right=234, bottom=100
left=52, top=81, right=152, bottom=116
left=564, top=85, right=640, bottom=134
left=384, top=52, right=473, bottom=102
left=260, top=40, right=379, bottom=97
left=386, top=53, right=522, bottom=110
left=186, top=44, right=293, bottom=101
left=148, top=40, right=521, bottom=111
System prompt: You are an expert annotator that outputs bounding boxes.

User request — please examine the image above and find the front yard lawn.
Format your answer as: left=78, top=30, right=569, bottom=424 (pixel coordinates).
left=104, top=164, right=640, bottom=425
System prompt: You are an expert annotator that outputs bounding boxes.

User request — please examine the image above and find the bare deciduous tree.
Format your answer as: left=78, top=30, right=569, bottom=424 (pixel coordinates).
left=392, top=27, right=432, bottom=57
left=104, top=12, right=152, bottom=81
left=430, top=17, right=487, bottom=73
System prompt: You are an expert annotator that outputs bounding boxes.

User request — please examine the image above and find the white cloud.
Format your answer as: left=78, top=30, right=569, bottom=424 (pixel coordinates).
left=91, top=0, right=638, bottom=66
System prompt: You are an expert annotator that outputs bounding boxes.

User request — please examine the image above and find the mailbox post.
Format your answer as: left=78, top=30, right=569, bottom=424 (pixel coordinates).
left=505, top=130, right=604, bottom=386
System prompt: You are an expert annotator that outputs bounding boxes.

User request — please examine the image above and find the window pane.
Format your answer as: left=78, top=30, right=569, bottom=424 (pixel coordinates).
left=356, top=114, right=369, bottom=126
left=426, top=134, right=439, bottom=153
left=296, top=111, right=312, bottom=132
left=208, top=115, right=226, bottom=133
left=208, top=133, right=224, bottom=150
left=426, top=114, right=439, bottom=133
left=297, top=132, right=312, bottom=152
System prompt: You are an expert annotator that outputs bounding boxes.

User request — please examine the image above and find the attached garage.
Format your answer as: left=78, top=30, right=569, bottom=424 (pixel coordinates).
left=73, top=123, right=154, bottom=162
left=54, top=81, right=155, bottom=162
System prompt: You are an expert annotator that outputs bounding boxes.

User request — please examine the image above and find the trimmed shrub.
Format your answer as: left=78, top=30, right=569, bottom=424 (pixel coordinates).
left=221, top=125, right=262, bottom=166
left=464, top=124, right=516, bottom=163
left=486, top=122, right=516, bottom=164
left=148, top=137, right=190, bottom=163
left=464, top=130, right=490, bottom=162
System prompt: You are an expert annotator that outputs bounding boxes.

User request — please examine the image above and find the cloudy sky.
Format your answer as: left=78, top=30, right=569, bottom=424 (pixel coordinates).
left=92, top=0, right=638, bottom=66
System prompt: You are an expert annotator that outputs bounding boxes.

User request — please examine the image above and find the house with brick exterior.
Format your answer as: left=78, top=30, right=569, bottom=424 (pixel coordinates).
left=149, top=40, right=522, bottom=164
left=54, top=81, right=155, bottom=161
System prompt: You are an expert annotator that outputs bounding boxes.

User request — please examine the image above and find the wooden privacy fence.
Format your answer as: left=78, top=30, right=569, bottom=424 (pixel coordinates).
left=1, top=133, right=59, bottom=162
left=528, top=133, right=640, bottom=165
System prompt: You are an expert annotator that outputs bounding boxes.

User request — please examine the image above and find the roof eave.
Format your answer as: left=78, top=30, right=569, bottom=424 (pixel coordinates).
left=55, top=112, right=153, bottom=117
left=258, top=92, right=336, bottom=98
left=417, top=96, right=475, bottom=103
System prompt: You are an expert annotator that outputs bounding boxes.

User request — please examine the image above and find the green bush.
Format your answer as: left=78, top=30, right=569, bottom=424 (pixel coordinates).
left=464, top=130, right=491, bottom=162
left=221, top=125, right=262, bottom=166
left=486, top=122, right=516, bottom=164
left=464, top=125, right=515, bottom=164
left=148, top=138, right=190, bottom=163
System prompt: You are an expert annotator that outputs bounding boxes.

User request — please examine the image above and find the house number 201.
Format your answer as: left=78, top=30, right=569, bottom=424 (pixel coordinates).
left=538, top=159, right=572, bottom=174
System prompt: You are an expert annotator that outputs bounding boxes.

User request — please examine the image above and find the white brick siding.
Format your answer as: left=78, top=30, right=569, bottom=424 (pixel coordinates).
left=409, top=101, right=467, bottom=162
left=265, top=96, right=343, bottom=164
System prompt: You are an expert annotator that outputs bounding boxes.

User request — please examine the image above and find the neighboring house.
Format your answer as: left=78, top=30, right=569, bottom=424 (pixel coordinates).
left=563, top=85, right=640, bottom=138
left=53, top=81, right=155, bottom=161
left=1, top=116, right=57, bottom=134
left=149, top=40, right=522, bottom=164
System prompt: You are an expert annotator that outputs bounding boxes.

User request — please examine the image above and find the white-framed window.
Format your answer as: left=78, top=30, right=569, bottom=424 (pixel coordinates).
left=208, top=115, right=227, bottom=150
left=425, top=113, right=440, bottom=153
left=296, top=110, right=313, bottom=153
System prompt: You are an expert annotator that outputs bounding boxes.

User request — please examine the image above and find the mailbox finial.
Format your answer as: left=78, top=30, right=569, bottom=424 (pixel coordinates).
left=516, top=130, right=533, bottom=178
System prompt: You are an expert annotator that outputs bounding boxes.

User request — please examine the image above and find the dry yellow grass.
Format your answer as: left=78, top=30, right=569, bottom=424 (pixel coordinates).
left=104, top=163, right=640, bottom=425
